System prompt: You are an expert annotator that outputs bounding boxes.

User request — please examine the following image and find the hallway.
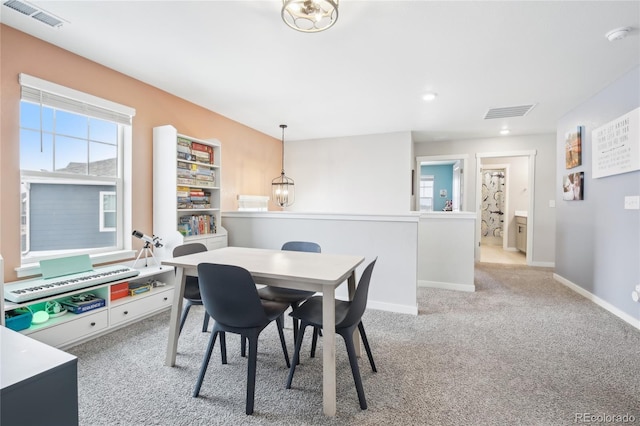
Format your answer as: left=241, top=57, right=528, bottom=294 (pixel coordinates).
left=480, top=244, right=526, bottom=265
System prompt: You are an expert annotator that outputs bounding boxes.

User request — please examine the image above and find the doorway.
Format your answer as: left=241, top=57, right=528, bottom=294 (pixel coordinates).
left=476, top=152, right=535, bottom=265
left=480, top=167, right=507, bottom=247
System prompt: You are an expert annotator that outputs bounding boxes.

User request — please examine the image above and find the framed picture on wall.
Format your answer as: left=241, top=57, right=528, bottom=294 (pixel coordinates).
left=562, top=171, right=584, bottom=201
left=565, top=126, right=583, bottom=169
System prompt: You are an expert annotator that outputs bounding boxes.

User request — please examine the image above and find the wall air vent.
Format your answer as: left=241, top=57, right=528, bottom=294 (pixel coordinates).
left=3, top=0, right=65, bottom=28
left=484, top=104, right=536, bottom=119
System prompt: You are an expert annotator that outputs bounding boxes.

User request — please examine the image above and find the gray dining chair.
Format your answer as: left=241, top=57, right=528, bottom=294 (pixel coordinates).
left=286, top=258, right=378, bottom=410
left=193, top=263, right=291, bottom=415
left=257, top=241, right=321, bottom=344
left=172, top=243, right=210, bottom=336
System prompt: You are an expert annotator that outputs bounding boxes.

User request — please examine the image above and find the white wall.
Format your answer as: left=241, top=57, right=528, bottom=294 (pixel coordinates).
left=414, top=134, right=556, bottom=266
left=285, top=131, right=413, bottom=213
left=418, top=212, right=476, bottom=292
left=222, top=212, right=419, bottom=315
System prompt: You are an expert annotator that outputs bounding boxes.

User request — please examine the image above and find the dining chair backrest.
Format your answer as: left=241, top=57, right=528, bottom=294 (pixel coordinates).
left=337, top=258, right=377, bottom=329
left=197, top=263, right=269, bottom=328
left=173, top=242, right=208, bottom=286
left=281, top=241, right=321, bottom=253
left=173, top=242, right=207, bottom=259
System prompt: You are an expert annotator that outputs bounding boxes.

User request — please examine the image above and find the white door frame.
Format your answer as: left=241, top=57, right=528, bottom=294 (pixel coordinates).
left=475, top=150, right=536, bottom=265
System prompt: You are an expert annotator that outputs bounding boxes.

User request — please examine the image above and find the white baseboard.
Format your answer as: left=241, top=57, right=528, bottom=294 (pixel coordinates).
left=418, top=279, right=475, bottom=292
left=367, top=300, right=418, bottom=315
left=554, top=273, right=640, bottom=331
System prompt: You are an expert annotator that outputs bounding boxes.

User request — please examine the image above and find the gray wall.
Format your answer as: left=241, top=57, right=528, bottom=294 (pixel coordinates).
left=555, top=66, right=640, bottom=321
left=414, top=134, right=556, bottom=266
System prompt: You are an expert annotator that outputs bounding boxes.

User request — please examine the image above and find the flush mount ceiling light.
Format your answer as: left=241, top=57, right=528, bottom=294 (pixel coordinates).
left=282, top=0, right=339, bottom=33
left=500, top=129, right=510, bottom=135
left=605, top=26, right=632, bottom=42
left=423, top=92, right=438, bottom=102
left=272, top=124, right=295, bottom=207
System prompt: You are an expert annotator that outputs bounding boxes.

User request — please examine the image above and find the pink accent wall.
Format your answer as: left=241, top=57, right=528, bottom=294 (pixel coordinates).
left=0, top=25, right=281, bottom=282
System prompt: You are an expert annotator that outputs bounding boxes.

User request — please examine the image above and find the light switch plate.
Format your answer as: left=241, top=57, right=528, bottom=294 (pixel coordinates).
left=624, top=195, right=640, bottom=210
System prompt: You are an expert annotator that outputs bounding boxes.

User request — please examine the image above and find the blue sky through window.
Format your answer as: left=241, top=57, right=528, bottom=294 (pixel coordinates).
left=20, top=101, right=118, bottom=175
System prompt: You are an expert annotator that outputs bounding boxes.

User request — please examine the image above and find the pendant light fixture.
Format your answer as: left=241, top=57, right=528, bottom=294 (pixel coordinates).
left=281, top=0, right=339, bottom=33
left=272, top=124, right=295, bottom=207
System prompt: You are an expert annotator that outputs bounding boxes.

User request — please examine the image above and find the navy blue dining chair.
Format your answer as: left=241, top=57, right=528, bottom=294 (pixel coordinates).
left=192, top=263, right=291, bottom=415
left=286, top=258, right=378, bottom=410
left=172, top=243, right=210, bottom=336
left=257, top=241, right=321, bottom=344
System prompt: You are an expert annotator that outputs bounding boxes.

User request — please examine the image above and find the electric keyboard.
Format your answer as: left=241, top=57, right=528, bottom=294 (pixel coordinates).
left=4, top=264, right=140, bottom=303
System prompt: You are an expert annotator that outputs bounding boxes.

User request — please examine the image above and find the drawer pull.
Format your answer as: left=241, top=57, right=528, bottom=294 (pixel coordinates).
left=90, top=322, right=96, bottom=326
left=163, top=297, right=168, bottom=301
left=124, top=311, right=129, bottom=315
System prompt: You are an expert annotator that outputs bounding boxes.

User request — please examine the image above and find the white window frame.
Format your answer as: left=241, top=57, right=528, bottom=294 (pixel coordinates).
left=16, top=74, right=136, bottom=277
left=419, top=175, right=435, bottom=212
left=99, top=190, right=117, bottom=232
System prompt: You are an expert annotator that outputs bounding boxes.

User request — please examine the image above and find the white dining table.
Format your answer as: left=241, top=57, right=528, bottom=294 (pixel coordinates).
left=161, top=246, right=364, bottom=416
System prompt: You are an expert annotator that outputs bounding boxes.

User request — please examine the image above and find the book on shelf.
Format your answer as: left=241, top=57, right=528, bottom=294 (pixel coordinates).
left=177, top=152, right=196, bottom=162
left=177, top=214, right=216, bottom=236
left=177, top=177, right=196, bottom=185
left=177, top=186, right=190, bottom=198
left=60, top=295, right=106, bottom=314
left=191, top=142, right=214, bottom=162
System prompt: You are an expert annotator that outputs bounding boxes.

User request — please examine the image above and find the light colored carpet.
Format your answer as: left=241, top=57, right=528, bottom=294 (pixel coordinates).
left=67, top=263, right=640, bottom=425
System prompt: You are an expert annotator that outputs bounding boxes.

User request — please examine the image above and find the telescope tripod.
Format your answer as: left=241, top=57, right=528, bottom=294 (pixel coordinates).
left=132, top=242, right=161, bottom=269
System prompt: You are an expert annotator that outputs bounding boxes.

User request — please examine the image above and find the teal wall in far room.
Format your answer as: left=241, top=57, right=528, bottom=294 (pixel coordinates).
left=421, top=164, right=453, bottom=211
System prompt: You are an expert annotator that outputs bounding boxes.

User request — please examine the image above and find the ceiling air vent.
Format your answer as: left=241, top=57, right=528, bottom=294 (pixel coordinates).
left=3, top=0, right=65, bottom=28
left=484, top=104, right=536, bottom=120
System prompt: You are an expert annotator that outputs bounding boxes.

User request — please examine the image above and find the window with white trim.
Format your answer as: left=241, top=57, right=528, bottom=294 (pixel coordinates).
left=419, top=176, right=435, bottom=211
left=99, top=191, right=117, bottom=232
left=18, top=74, right=135, bottom=265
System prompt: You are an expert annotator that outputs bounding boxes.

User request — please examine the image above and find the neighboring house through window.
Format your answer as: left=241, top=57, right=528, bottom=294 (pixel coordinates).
left=18, top=74, right=135, bottom=268
left=100, top=191, right=117, bottom=232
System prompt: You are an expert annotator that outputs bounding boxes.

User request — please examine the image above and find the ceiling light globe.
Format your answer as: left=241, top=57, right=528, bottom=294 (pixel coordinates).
left=282, top=0, right=339, bottom=33
left=423, top=92, right=438, bottom=102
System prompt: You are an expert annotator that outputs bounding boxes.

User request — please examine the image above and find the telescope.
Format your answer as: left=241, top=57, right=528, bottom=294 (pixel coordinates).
left=132, top=230, right=163, bottom=248
left=132, top=230, right=163, bottom=269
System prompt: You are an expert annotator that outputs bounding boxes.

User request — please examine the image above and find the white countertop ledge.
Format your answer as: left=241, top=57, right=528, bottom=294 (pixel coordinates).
left=222, top=211, right=420, bottom=222
left=223, top=210, right=476, bottom=222
left=514, top=210, right=528, bottom=217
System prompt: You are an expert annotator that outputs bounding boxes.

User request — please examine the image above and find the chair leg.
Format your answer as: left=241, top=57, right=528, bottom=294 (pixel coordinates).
left=286, top=321, right=308, bottom=389
left=310, top=327, right=319, bottom=358
left=193, top=330, right=219, bottom=397
left=179, top=300, right=193, bottom=335
left=358, top=322, right=377, bottom=372
left=220, top=331, right=227, bottom=365
left=292, top=316, right=299, bottom=346
left=341, top=329, right=368, bottom=410
left=241, top=336, right=246, bottom=357
left=275, top=315, right=291, bottom=368
left=202, top=312, right=210, bottom=332
left=245, top=333, right=259, bottom=415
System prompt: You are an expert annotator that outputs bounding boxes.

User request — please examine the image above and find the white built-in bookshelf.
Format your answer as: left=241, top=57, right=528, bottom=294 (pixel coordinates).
left=152, top=125, right=227, bottom=260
